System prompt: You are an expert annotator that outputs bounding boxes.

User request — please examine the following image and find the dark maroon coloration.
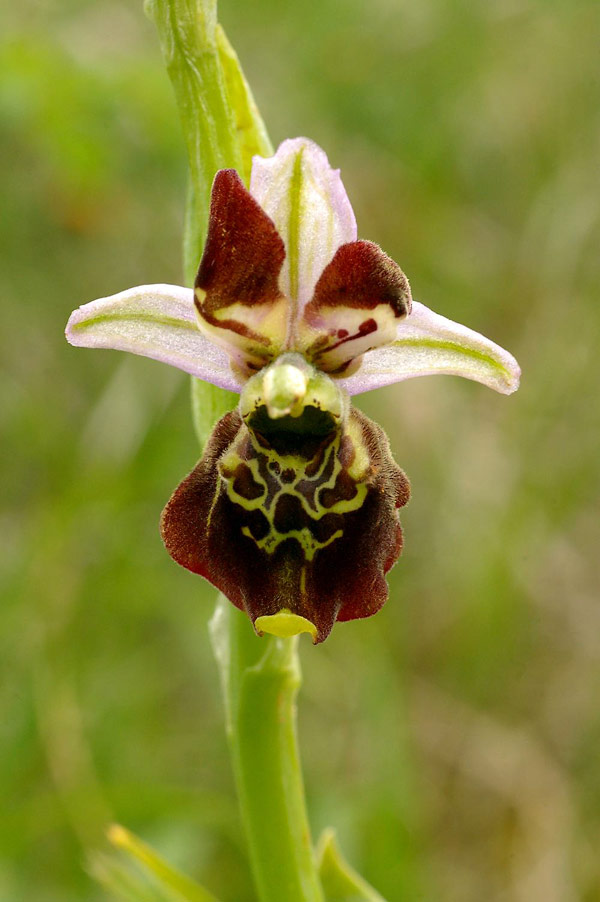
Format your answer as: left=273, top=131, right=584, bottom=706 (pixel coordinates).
left=160, top=407, right=410, bottom=643
left=300, top=240, right=412, bottom=374
left=305, top=240, right=411, bottom=318
left=194, top=169, right=286, bottom=340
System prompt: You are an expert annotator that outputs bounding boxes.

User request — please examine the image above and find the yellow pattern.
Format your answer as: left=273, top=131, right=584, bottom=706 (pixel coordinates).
left=219, top=422, right=369, bottom=562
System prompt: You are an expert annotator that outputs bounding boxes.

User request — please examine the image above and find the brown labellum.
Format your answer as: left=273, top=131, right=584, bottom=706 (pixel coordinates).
left=160, top=403, right=410, bottom=643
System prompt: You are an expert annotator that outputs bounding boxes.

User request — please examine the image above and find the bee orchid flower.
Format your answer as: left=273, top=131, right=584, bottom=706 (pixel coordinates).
left=66, top=138, right=520, bottom=643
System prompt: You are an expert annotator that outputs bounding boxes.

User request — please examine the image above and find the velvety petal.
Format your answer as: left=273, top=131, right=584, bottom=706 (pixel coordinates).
left=66, top=284, right=242, bottom=391
left=249, top=138, right=357, bottom=315
left=338, top=301, right=521, bottom=396
left=195, top=169, right=289, bottom=374
left=161, top=404, right=409, bottom=644
left=299, top=240, right=412, bottom=373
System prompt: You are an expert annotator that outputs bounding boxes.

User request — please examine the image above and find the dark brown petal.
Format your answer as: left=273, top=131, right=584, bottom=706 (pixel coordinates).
left=194, top=169, right=289, bottom=371
left=299, top=240, right=412, bottom=374
left=160, top=405, right=410, bottom=643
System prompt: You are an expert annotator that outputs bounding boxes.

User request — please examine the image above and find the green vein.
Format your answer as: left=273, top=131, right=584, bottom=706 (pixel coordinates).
left=287, top=147, right=304, bottom=310
left=71, top=312, right=199, bottom=332
left=392, top=337, right=511, bottom=379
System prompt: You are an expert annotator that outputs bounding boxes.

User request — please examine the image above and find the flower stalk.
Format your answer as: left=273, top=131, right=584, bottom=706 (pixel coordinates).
left=150, top=1, right=324, bottom=899
left=210, top=599, right=324, bottom=902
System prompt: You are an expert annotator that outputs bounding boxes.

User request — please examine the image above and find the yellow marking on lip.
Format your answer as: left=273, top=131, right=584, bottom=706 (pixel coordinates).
left=205, top=471, right=224, bottom=536
left=227, top=430, right=367, bottom=558
left=242, top=524, right=344, bottom=561
left=218, top=408, right=372, bottom=561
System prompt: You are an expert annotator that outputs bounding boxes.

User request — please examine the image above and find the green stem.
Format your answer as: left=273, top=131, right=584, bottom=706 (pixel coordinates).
left=150, top=2, right=324, bottom=899
left=210, top=599, right=324, bottom=902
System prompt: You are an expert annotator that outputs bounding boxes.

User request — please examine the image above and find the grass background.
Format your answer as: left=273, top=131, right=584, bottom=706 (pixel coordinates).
left=1, top=0, right=599, bottom=899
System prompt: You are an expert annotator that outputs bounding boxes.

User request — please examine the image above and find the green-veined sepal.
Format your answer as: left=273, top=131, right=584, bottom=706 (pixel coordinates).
left=340, top=300, right=521, bottom=395
left=249, top=138, right=357, bottom=315
left=65, top=284, right=243, bottom=393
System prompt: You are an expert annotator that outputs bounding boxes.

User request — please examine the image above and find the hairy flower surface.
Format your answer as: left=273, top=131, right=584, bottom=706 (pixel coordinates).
left=66, top=138, right=520, bottom=642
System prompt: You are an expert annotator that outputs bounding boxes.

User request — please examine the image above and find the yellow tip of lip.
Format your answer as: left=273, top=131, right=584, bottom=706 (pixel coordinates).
left=255, top=609, right=317, bottom=640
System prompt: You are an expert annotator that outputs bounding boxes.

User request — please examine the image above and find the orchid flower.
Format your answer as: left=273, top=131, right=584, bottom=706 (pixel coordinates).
left=66, top=138, right=520, bottom=643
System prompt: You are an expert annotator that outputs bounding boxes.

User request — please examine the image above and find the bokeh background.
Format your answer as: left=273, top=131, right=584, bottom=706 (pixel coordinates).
left=2, top=0, right=599, bottom=899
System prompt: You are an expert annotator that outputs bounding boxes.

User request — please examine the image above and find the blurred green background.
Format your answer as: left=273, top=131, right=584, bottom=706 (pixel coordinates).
left=1, top=0, right=599, bottom=899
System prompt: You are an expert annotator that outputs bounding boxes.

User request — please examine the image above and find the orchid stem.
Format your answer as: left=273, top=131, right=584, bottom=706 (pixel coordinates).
left=210, top=600, right=324, bottom=902
left=150, top=1, right=324, bottom=899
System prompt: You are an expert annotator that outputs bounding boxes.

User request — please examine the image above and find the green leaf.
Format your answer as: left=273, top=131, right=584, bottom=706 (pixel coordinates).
left=103, top=824, right=222, bottom=902
left=90, top=850, right=173, bottom=902
left=317, top=830, right=387, bottom=902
